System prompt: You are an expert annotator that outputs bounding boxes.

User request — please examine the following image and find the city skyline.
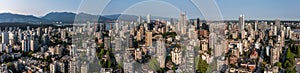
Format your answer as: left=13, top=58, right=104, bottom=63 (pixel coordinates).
left=0, top=0, right=300, bottom=20
left=2, top=0, right=300, bottom=73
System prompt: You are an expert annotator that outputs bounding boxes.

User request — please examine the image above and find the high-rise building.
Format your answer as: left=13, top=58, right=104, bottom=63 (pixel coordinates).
left=50, top=62, right=57, bottom=73
left=104, top=37, right=111, bottom=50
left=61, top=29, right=66, bottom=39
left=135, top=48, right=142, bottom=60
left=255, top=20, right=258, bottom=32
left=123, top=48, right=134, bottom=73
left=147, top=14, right=151, bottom=23
left=136, top=31, right=141, bottom=41
left=138, top=16, right=141, bottom=24
left=275, top=19, right=280, bottom=27
left=129, top=35, right=134, bottom=48
left=21, top=33, right=30, bottom=52
left=68, top=59, right=78, bottom=73
left=170, top=18, right=174, bottom=25
left=179, top=44, right=196, bottom=73
left=239, top=15, right=245, bottom=30
left=274, top=25, right=277, bottom=35
left=41, top=34, right=50, bottom=46
left=145, top=31, right=152, bottom=47
left=2, top=32, right=9, bottom=44
left=271, top=47, right=280, bottom=65
left=171, top=47, right=182, bottom=65
left=188, top=25, right=197, bottom=39
left=156, top=37, right=166, bottom=68
left=80, top=62, right=89, bottom=73
left=8, top=32, right=15, bottom=45
left=179, top=13, right=187, bottom=35
left=30, top=39, right=38, bottom=52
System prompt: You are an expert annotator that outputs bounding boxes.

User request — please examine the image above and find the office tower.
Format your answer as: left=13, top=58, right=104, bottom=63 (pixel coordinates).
left=209, top=33, right=216, bottom=50
left=18, top=31, right=24, bottom=41
left=41, top=34, right=50, bottom=45
left=255, top=20, right=258, bottom=32
left=170, top=18, right=174, bottom=25
left=145, top=31, right=152, bottom=47
left=196, top=18, right=201, bottom=29
left=2, top=32, right=9, bottom=44
left=21, top=40, right=27, bottom=52
left=113, top=23, right=118, bottom=34
left=275, top=19, right=280, bottom=27
left=27, top=26, right=30, bottom=30
left=36, top=27, right=42, bottom=37
left=274, top=25, right=277, bottom=35
left=147, top=14, right=151, bottom=23
left=129, top=35, right=134, bottom=48
left=21, top=33, right=30, bottom=52
left=138, top=16, right=141, bottom=24
left=179, top=13, right=187, bottom=35
left=30, top=39, right=38, bottom=52
left=239, top=15, right=245, bottom=30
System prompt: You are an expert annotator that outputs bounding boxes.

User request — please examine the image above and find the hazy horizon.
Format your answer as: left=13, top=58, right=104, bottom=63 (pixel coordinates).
left=1, top=0, right=300, bottom=20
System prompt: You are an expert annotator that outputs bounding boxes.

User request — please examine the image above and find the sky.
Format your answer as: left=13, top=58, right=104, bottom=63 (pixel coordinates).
left=0, top=0, right=300, bottom=20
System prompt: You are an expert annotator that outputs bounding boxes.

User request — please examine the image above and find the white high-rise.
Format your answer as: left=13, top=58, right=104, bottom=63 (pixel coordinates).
left=255, top=20, right=258, bottom=32
left=239, top=15, right=245, bottom=30
left=2, top=32, right=9, bottom=44
left=147, top=14, right=151, bottom=23
left=138, top=16, right=141, bottom=24
left=179, top=13, right=187, bottom=35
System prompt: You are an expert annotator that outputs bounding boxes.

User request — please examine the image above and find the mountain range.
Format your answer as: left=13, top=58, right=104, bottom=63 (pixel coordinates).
left=0, top=12, right=172, bottom=24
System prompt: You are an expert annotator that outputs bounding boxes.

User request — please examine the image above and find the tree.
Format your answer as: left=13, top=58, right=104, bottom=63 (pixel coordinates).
left=28, top=51, right=34, bottom=57
left=103, top=61, right=107, bottom=67
left=6, top=62, right=13, bottom=68
left=99, top=49, right=105, bottom=57
left=297, top=46, right=300, bottom=57
left=274, top=62, right=282, bottom=68
left=99, top=59, right=103, bottom=67
left=207, top=48, right=212, bottom=55
left=106, top=50, right=110, bottom=56
left=285, top=67, right=296, bottom=73
left=197, top=58, right=208, bottom=73
left=148, top=58, right=159, bottom=71
left=107, top=60, right=112, bottom=68
left=283, top=60, right=293, bottom=68
left=286, top=48, right=293, bottom=60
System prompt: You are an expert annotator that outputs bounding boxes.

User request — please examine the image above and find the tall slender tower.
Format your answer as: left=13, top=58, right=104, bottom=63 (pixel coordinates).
left=239, top=15, right=245, bottom=30
left=147, top=14, right=151, bottom=23
left=275, top=19, right=280, bottom=27
left=137, top=16, right=141, bottom=24
left=156, top=37, right=166, bottom=68
left=255, top=20, right=258, bottom=32
left=180, top=13, right=186, bottom=35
